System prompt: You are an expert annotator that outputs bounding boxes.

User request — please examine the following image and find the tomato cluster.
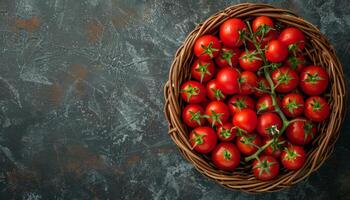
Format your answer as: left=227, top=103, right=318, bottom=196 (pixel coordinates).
left=180, top=16, right=330, bottom=180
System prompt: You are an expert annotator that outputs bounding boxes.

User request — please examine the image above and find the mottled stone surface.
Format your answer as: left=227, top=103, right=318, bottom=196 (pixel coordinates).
left=0, top=0, right=349, bottom=199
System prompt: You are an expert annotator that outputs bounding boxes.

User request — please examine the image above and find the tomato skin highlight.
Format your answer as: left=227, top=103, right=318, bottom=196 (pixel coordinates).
left=228, top=95, right=255, bottom=116
left=304, top=96, right=330, bottom=122
left=212, top=142, right=241, bottom=171
left=256, top=112, right=283, bottom=138
left=194, top=35, right=221, bottom=61
left=189, top=126, right=217, bottom=153
left=271, top=66, right=299, bottom=93
left=232, top=108, right=258, bottom=133
left=300, top=65, right=329, bottom=96
left=190, top=59, right=215, bottom=83
left=279, top=27, right=305, bottom=51
left=182, top=104, right=206, bottom=128
left=252, top=155, right=280, bottom=180
left=265, top=40, right=288, bottom=63
left=205, top=101, right=230, bottom=127
left=286, top=119, right=316, bottom=145
left=219, top=18, right=246, bottom=47
left=281, top=93, right=304, bottom=118
left=281, top=145, right=306, bottom=170
left=180, top=81, right=207, bottom=103
left=206, top=79, right=226, bottom=101
left=215, top=47, right=240, bottom=68
left=216, top=67, right=240, bottom=95
left=236, top=133, right=262, bottom=155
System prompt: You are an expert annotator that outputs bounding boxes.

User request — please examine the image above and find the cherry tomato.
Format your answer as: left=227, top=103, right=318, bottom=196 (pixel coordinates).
left=189, top=126, right=217, bottom=153
left=256, top=94, right=281, bottom=113
left=255, top=77, right=270, bottom=97
left=206, top=79, right=226, bottom=101
left=191, top=59, right=215, bottom=83
left=304, top=96, right=330, bottom=122
left=239, top=50, right=263, bottom=72
left=284, top=54, right=305, bottom=72
left=263, top=137, right=285, bottom=158
left=212, top=142, right=241, bottom=171
left=281, top=93, right=304, bottom=118
left=300, top=65, right=329, bottom=96
left=281, top=145, right=306, bottom=170
left=217, top=122, right=236, bottom=142
left=257, top=29, right=279, bottom=49
left=205, top=101, right=230, bottom=126
left=236, top=133, right=262, bottom=155
left=194, top=35, right=221, bottom=61
left=233, top=108, right=257, bottom=133
left=252, top=155, right=280, bottom=180
left=220, top=18, right=246, bottom=47
left=252, top=16, right=274, bottom=33
left=182, top=104, right=206, bottom=128
left=180, top=81, right=206, bottom=103
left=215, top=47, right=240, bottom=68
left=256, top=112, right=282, bottom=138
left=286, top=118, right=316, bottom=145
left=239, top=71, right=258, bottom=95
left=216, top=67, right=240, bottom=95
left=228, top=95, right=255, bottom=116
left=279, top=27, right=305, bottom=51
left=271, top=66, right=299, bottom=93
left=265, top=40, right=288, bottom=63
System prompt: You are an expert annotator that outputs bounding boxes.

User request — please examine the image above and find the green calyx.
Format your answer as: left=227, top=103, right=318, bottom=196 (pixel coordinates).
left=265, top=125, right=280, bottom=136
left=181, top=84, right=199, bottom=102
left=288, top=56, right=304, bottom=71
left=207, top=110, right=223, bottom=127
left=211, top=88, right=225, bottom=100
left=220, top=128, right=232, bottom=139
left=189, top=110, right=202, bottom=126
left=257, top=102, right=267, bottom=113
left=256, top=24, right=273, bottom=36
left=191, top=131, right=205, bottom=146
left=303, top=121, right=314, bottom=142
left=241, top=50, right=261, bottom=62
left=221, top=50, right=234, bottom=67
left=283, top=147, right=300, bottom=161
left=253, top=157, right=275, bottom=177
left=201, top=42, right=219, bottom=58
left=311, top=98, right=323, bottom=112
left=195, top=62, right=211, bottom=83
left=284, top=98, right=303, bottom=114
left=277, top=69, right=294, bottom=85
left=231, top=97, right=248, bottom=110
left=224, top=150, right=232, bottom=160
left=305, top=72, right=323, bottom=83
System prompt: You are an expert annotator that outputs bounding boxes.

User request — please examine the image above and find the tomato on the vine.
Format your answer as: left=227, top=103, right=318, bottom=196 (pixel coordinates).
left=212, top=142, right=241, bottom=171
left=279, top=27, right=305, bottom=52
left=182, top=104, right=206, bottom=128
left=265, top=40, right=288, bottom=63
left=191, top=59, right=215, bottom=83
left=205, top=101, right=230, bottom=126
left=255, top=77, right=270, bottom=97
left=189, top=126, right=217, bottom=153
left=271, top=66, right=299, bottom=93
left=233, top=108, right=258, bottom=133
left=256, top=112, right=282, bottom=138
left=281, top=145, right=306, bottom=170
left=236, top=133, right=262, bottom=155
left=281, top=93, right=304, bottom=118
left=252, top=155, right=280, bottom=180
left=300, top=65, right=329, bottom=96
left=256, top=94, right=280, bottom=113
left=217, top=122, right=236, bottom=142
left=239, top=50, right=263, bottom=72
left=228, top=95, right=255, bottom=116
left=284, top=54, right=305, bottom=72
left=263, top=137, right=285, bottom=158
left=206, top=79, right=226, bottom=101
left=304, top=96, right=330, bottom=122
left=180, top=81, right=207, bottom=103
left=216, top=67, right=240, bottom=94
left=286, top=118, right=316, bottom=145
left=215, top=47, right=240, bottom=68
left=239, top=71, right=258, bottom=95
left=252, top=16, right=274, bottom=33
left=220, top=18, right=246, bottom=47
left=194, top=35, right=221, bottom=61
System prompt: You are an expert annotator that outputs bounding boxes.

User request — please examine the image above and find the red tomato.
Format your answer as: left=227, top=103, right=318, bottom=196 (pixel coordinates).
left=255, top=77, right=270, bottom=97
left=252, top=16, right=274, bottom=33
left=300, top=65, right=329, bottom=96
left=217, top=122, right=236, bottom=142
left=279, top=27, right=305, bottom=51
left=220, top=18, right=246, bottom=47
left=252, top=155, right=280, bottom=180
left=232, top=108, right=257, bottom=133
left=206, top=79, right=226, bottom=101
left=216, top=67, right=240, bottom=94
left=257, top=29, right=279, bottom=49
left=236, top=133, right=262, bottom=155
left=304, top=96, right=330, bottom=122
left=239, top=71, right=258, bottom=95
left=212, top=142, right=241, bottom=171
left=263, top=137, right=285, bottom=158
left=271, top=66, right=299, bottom=93
left=228, top=95, right=255, bottom=116
left=205, top=101, right=230, bottom=126
left=256, top=94, right=281, bottom=113
left=182, top=104, right=206, bottom=128
left=286, top=118, right=316, bottom=145
left=191, top=59, right=215, bottom=83
left=194, top=35, right=221, bottom=61
left=180, top=81, right=206, bottom=103
left=189, top=126, right=217, bottom=153
left=215, top=47, right=240, bottom=68
left=265, top=40, right=288, bottom=63
left=284, top=55, right=305, bottom=72
left=281, top=145, right=306, bottom=170
left=281, top=93, right=304, bottom=118
left=239, top=50, right=263, bottom=72
left=257, top=112, right=282, bottom=138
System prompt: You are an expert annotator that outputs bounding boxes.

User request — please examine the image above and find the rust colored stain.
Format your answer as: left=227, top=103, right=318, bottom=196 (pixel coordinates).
left=47, top=84, right=64, bottom=105
left=74, top=80, right=87, bottom=97
left=86, top=20, right=104, bottom=43
left=70, top=64, right=88, bottom=80
left=125, top=154, right=141, bottom=167
left=153, top=147, right=174, bottom=154
left=15, top=16, right=40, bottom=33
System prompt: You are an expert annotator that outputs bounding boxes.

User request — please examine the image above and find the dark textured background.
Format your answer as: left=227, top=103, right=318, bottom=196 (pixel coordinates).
left=0, top=0, right=349, bottom=199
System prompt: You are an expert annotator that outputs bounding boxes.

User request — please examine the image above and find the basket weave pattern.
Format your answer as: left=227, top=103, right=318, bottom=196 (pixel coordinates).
left=164, top=3, right=346, bottom=192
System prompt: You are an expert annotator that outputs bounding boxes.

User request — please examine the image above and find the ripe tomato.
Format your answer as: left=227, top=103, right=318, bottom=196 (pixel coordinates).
left=286, top=118, right=316, bottom=145
left=271, top=66, right=299, bottom=93
left=212, top=142, right=241, bottom=171
left=216, top=67, right=240, bottom=94
left=256, top=94, right=281, bottom=113
left=189, top=126, right=217, bottom=153
left=180, top=81, right=206, bottom=103
left=206, top=80, right=226, bottom=101
left=279, top=27, right=305, bottom=51
left=253, top=16, right=274, bottom=33
left=255, top=77, right=270, bottom=97
left=263, top=137, right=285, bottom=158
left=182, top=104, right=206, bottom=128
left=194, top=35, right=221, bottom=61
left=232, top=108, right=257, bottom=133
left=252, top=155, right=280, bottom=180
left=300, top=65, right=329, bottom=96
left=284, top=54, right=305, bottom=72
left=228, top=95, right=255, bottom=116
left=281, top=93, right=304, bottom=118
left=220, top=18, right=246, bottom=47
left=256, top=112, right=282, bottom=138
left=281, top=145, right=306, bottom=170
left=257, top=29, right=279, bottom=49
left=236, top=133, right=262, bottom=155
left=215, top=47, right=240, bottom=68
left=191, top=59, right=215, bottom=83
left=304, top=96, right=330, bottom=122
left=239, top=71, right=258, bottom=95
left=265, top=40, right=288, bottom=63
left=205, top=101, right=230, bottom=126
left=217, top=122, right=236, bottom=142
left=239, top=50, right=263, bottom=72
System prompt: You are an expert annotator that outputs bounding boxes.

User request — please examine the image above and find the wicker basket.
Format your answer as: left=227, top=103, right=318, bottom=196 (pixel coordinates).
left=163, top=3, right=346, bottom=193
